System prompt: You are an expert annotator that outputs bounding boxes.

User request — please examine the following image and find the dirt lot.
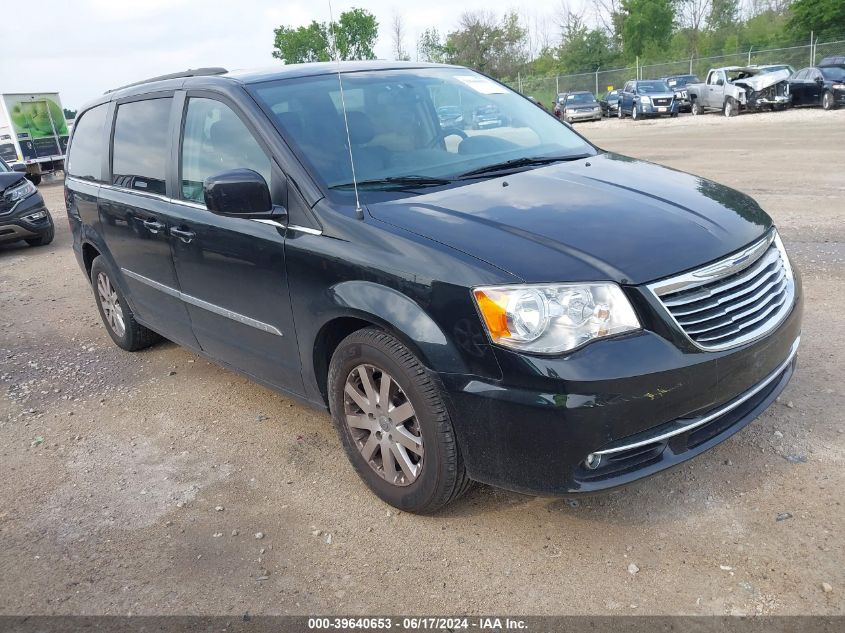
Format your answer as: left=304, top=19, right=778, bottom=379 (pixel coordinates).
left=1, top=109, right=843, bottom=616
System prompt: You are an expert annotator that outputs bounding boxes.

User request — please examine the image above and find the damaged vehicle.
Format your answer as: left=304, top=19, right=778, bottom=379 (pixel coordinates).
left=688, top=66, right=791, bottom=116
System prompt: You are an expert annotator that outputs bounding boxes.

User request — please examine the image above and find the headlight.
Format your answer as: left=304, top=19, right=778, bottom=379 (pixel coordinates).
left=472, top=283, right=641, bottom=354
left=639, top=96, right=651, bottom=104
left=833, top=83, right=845, bottom=90
left=3, top=178, right=37, bottom=204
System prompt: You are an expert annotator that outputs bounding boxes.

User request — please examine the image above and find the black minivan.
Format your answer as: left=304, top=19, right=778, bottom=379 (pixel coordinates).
left=65, top=62, right=802, bottom=513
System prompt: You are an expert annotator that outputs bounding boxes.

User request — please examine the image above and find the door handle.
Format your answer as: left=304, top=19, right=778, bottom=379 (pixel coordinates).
left=170, top=227, right=196, bottom=244
left=143, top=218, right=165, bottom=234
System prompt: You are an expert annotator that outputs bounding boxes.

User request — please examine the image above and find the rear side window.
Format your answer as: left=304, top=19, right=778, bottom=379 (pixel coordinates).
left=67, top=104, right=107, bottom=182
left=179, top=98, right=271, bottom=203
left=112, top=98, right=172, bottom=195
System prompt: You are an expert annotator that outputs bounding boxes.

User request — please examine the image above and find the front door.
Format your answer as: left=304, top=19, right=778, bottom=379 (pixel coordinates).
left=706, top=71, right=725, bottom=109
left=168, top=94, right=304, bottom=394
left=98, top=96, right=197, bottom=347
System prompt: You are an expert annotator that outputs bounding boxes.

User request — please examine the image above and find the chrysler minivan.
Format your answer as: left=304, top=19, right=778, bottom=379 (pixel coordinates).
left=65, top=62, right=801, bottom=513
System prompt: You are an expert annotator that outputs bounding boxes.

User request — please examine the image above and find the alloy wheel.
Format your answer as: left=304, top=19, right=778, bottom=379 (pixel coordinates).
left=97, top=272, right=126, bottom=337
left=823, top=92, right=832, bottom=110
left=343, top=364, right=424, bottom=486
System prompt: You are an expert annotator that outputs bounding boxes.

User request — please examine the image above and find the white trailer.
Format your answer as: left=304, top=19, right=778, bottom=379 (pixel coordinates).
left=0, top=92, right=69, bottom=184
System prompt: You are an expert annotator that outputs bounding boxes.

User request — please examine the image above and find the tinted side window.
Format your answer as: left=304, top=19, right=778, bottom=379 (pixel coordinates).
left=67, top=104, right=107, bottom=182
left=112, top=98, right=171, bottom=195
left=180, top=98, right=271, bottom=203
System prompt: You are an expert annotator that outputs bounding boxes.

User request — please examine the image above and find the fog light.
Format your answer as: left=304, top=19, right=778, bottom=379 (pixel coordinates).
left=584, top=453, right=602, bottom=470
left=24, top=210, right=47, bottom=221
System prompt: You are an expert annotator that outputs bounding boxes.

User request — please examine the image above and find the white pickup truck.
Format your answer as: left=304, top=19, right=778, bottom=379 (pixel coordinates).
left=687, top=66, right=791, bottom=117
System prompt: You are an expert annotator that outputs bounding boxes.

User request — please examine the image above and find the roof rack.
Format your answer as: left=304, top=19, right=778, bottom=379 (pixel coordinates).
left=105, top=67, right=229, bottom=94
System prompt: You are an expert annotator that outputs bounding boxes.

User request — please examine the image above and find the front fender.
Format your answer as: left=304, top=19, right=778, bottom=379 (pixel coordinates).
left=328, top=280, right=469, bottom=374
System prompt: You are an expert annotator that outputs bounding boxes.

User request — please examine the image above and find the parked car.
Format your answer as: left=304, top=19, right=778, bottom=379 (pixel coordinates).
left=437, top=105, right=464, bottom=129
left=618, top=80, right=679, bottom=119
left=65, top=62, right=802, bottom=513
left=559, top=91, right=602, bottom=123
left=471, top=104, right=502, bottom=129
left=660, top=74, right=700, bottom=112
left=599, top=89, right=621, bottom=116
left=818, top=56, right=845, bottom=68
left=788, top=66, right=845, bottom=110
left=0, top=156, right=54, bottom=247
left=687, top=67, right=790, bottom=116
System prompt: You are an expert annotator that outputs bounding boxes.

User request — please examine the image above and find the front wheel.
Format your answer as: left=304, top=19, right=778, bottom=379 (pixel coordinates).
left=691, top=100, right=703, bottom=115
left=822, top=90, right=835, bottom=111
left=724, top=97, right=738, bottom=117
left=631, top=106, right=639, bottom=120
left=617, top=107, right=623, bottom=119
left=328, top=328, right=471, bottom=513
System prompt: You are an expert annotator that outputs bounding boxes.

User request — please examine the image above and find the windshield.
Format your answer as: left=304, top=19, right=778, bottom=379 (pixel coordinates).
left=0, top=158, right=9, bottom=173
left=566, top=93, right=596, bottom=104
left=637, top=81, right=670, bottom=94
left=666, top=76, right=698, bottom=87
left=250, top=67, right=595, bottom=200
left=821, top=66, right=845, bottom=80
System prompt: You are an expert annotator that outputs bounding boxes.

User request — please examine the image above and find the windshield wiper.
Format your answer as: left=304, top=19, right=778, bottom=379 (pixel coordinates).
left=330, top=176, right=452, bottom=191
left=457, top=154, right=591, bottom=179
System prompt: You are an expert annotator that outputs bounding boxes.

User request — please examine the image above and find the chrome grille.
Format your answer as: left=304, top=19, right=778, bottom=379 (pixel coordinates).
left=653, top=98, right=672, bottom=106
left=649, top=232, right=795, bottom=350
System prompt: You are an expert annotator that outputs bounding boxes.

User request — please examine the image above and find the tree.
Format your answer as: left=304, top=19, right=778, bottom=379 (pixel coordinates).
left=391, top=13, right=410, bottom=61
left=417, top=27, right=446, bottom=62
left=619, top=0, right=676, bottom=60
left=272, top=21, right=330, bottom=64
left=444, top=11, right=528, bottom=77
left=271, top=8, right=378, bottom=63
left=676, top=0, right=711, bottom=56
left=788, top=0, right=845, bottom=39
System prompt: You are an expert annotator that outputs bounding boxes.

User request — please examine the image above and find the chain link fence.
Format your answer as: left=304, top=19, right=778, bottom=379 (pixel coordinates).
left=505, top=35, right=845, bottom=105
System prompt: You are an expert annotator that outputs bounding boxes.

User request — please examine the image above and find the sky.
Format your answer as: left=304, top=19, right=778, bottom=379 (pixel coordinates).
left=0, top=0, right=585, bottom=110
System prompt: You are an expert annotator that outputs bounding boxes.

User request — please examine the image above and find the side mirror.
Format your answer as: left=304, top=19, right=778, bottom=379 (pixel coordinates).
left=203, top=169, right=284, bottom=220
left=11, top=163, right=26, bottom=173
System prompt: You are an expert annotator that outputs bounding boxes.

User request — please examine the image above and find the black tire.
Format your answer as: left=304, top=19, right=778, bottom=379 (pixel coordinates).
left=90, top=255, right=160, bottom=352
left=631, top=106, right=639, bottom=120
left=25, top=173, right=42, bottom=186
left=671, top=112, right=679, bottom=118
left=328, top=328, right=471, bottom=513
left=691, top=100, right=703, bottom=116
left=723, top=97, right=737, bottom=117
left=822, top=90, right=835, bottom=111
left=618, top=106, right=623, bottom=119
left=24, top=214, right=54, bottom=247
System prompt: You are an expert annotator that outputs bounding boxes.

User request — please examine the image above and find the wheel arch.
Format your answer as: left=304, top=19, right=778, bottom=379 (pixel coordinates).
left=309, top=280, right=470, bottom=406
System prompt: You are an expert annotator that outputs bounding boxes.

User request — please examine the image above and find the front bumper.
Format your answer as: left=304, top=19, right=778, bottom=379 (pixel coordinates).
left=565, top=109, right=602, bottom=122
left=441, top=277, right=803, bottom=495
left=640, top=101, right=679, bottom=116
left=0, top=193, right=51, bottom=243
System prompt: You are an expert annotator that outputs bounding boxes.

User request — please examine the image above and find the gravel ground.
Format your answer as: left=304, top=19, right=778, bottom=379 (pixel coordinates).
left=1, top=108, right=843, bottom=616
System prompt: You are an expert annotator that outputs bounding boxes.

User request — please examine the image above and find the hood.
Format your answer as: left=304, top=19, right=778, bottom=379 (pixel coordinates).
left=734, top=68, right=790, bottom=91
left=368, top=153, right=772, bottom=285
left=0, top=172, right=26, bottom=194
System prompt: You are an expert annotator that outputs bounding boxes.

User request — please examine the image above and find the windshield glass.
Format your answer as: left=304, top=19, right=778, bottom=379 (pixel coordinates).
left=821, top=66, right=845, bottom=80
left=566, top=93, right=596, bottom=104
left=250, top=68, right=596, bottom=199
left=666, top=76, right=698, bottom=87
left=637, top=81, right=671, bottom=94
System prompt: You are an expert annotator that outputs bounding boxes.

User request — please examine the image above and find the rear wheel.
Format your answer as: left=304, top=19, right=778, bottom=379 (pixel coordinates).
left=90, top=256, right=160, bottom=352
left=25, top=173, right=42, bottom=186
left=328, top=328, right=471, bottom=513
left=822, top=90, right=835, bottom=111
